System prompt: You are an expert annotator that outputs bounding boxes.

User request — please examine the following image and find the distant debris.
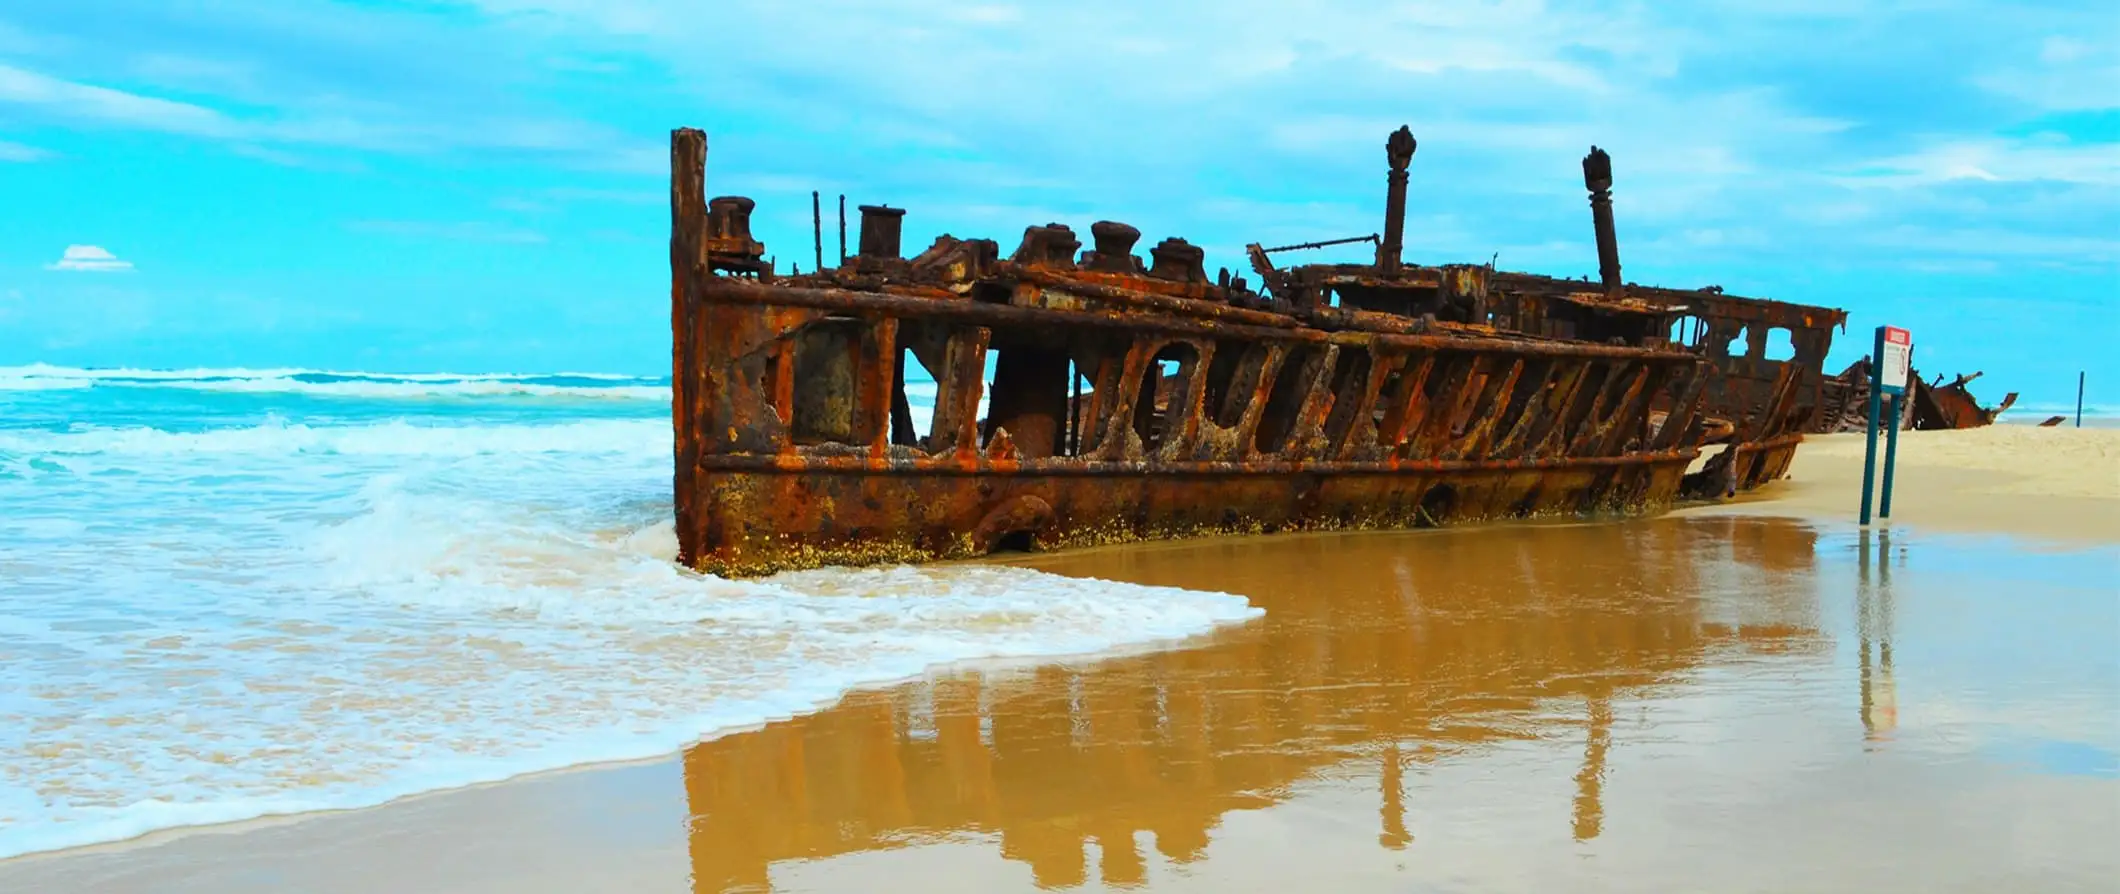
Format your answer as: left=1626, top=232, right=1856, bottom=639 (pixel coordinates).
left=1812, top=361, right=2019, bottom=433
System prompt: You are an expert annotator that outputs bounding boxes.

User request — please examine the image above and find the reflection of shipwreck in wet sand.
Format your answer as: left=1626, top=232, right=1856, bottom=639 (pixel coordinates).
left=681, top=519, right=1825, bottom=891
left=670, top=126, right=1849, bottom=576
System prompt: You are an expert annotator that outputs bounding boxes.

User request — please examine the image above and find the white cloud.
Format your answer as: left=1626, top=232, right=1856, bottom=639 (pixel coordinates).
left=0, top=60, right=651, bottom=168
left=1974, top=27, right=2120, bottom=111
left=1838, top=139, right=2120, bottom=188
left=45, top=245, right=135, bottom=273
left=0, top=138, right=49, bottom=162
left=0, top=63, right=237, bottom=137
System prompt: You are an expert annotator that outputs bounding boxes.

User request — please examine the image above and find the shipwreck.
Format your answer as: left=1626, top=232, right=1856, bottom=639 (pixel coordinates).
left=668, top=125, right=1848, bottom=578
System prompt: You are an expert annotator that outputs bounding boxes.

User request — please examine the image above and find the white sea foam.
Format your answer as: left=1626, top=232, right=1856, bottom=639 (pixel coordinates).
left=0, top=363, right=644, bottom=383
left=0, top=405, right=1258, bottom=861
left=0, top=418, right=667, bottom=459
left=0, top=364, right=948, bottom=403
left=0, top=364, right=667, bottom=400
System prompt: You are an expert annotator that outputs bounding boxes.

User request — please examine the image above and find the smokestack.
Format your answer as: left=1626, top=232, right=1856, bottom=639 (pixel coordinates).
left=1583, top=146, right=1622, bottom=291
left=1379, top=126, right=1418, bottom=274
left=857, top=204, right=907, bottom=259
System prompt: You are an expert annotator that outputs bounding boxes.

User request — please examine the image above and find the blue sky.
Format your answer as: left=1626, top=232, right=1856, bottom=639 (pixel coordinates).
left=1, top=0, right=2114, bottom=407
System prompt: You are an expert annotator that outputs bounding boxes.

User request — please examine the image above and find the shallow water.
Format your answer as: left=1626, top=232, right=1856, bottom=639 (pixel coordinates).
left=672, top=518, right=2120, bottom=893
left=5, top=366, right=2116, bottom=891
left=0, top=365, right=1229, bottom=860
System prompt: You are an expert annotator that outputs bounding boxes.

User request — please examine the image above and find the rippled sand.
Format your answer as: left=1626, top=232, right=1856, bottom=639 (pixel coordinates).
left=7, top=510, right=2114, bottom=893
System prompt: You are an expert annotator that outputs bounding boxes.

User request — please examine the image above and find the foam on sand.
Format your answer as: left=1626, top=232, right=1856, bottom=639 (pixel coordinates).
left=0, top=408, right=1258, bottom=861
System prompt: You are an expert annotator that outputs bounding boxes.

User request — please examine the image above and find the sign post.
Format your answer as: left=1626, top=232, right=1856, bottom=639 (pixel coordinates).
left=1860, top=326, right=1911, bottom=526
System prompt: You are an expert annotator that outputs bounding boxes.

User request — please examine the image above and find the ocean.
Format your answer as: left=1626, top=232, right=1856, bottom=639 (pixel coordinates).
left=0, top=364, right=1262, bottom=860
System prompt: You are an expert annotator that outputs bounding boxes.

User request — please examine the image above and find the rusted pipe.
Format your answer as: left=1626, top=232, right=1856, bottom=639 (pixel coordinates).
left=1009, top=267, right=1301, bottom=329
left=1379, top=126, right=1417, bottom=274
left=1583, top=146, right=1622, bottom=292
left=812, top=191, right=823, bottom=273
left=697, top=277, right=1711, bottom=361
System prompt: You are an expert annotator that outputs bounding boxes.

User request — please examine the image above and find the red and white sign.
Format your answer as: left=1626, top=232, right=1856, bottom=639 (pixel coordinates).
left=1879, top=326, right=1912, bottom=394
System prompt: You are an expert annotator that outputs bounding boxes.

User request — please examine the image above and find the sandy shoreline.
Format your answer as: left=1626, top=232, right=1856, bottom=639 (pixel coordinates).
left=4, top=425, right=2115, bottom=893
left=1679, top=426, right=2120, bottom=546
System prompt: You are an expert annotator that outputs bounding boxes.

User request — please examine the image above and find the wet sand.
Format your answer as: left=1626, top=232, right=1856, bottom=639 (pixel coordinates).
left=5, top=504, right=2115, bottom=892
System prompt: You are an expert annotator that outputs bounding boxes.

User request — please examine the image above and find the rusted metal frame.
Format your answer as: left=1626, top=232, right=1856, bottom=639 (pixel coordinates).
left=1499, top=360, right=1583, bottom=461
left=1374, top=353, right=1437, bottom=453
left=1486, top=359, right=1561, bottom=460
left=1722, top=360, right=1791, bottom=444
left=1553, top=362, right=1634, bottom=456
left=1405, top=353, right=1485, bottom=460
left=669, top=128, right=709, bottom=566
left=1721, top=431, right=1804, bottom=456
left=1178, top=336, right=1229, bottom=457
left=1011, top=270, right=1296, bottom=329
left=696, top=278, right=1693, bottom=362
left=1650, top=366, right=1713, bottom=451
left=1466, top=358, right=1545, bottom=460
left=1679, top=298, right=1847, bottom=329
left=1574, top=365, right=1652, bottom=457
left=1592, top=365, right=1668, bottom=457
left=767, top=344, right=798, bottom=449
left=1218, top=343, right=1285, bottom=460
left=1153, top=339, right=1211, bottom=463
left=1443, top=358, right=1525, bottom=461
left=926, top=327, right=991, bottom=458
left=858, top=317, right=899, bottom=457
left=1332, top=349, right=1403, bottom=461
left=1407, top=351, right=1475, bottom=461
left=1531, top=361, right=1610, bottom=459
left=1069, top=358, right=1083, bottom=454
left=1448, top=359, right=1498, bottom=441
left=691, top=448, right=1701, bottom=475
left=1526, top=358, right=1602, bottom=457
left=1089, top=336, right=1161, bottom=460
left=1276, top=344, right=1345, bottom=462
left=1736, top=362, right=1804, bottom=445
left=1074, top=340, right=1131, bottom=460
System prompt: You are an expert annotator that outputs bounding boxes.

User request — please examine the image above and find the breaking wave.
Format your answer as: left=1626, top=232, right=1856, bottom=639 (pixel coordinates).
left=0, top=386, right=1256, bottom=861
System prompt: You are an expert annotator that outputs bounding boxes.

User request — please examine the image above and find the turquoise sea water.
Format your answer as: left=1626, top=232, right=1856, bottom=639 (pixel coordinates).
left=0, top=365, right=1261, bottom=860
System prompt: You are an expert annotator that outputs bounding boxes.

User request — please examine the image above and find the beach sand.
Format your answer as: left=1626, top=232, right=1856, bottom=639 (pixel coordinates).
left=4, top=427, right=2116, bottom=893
left=1679, top=426, right=2120, bottom=545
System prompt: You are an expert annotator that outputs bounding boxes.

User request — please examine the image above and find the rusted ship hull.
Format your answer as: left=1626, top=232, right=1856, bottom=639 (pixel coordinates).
left=682, top=289, right=1708, bottom=577
left=695, top=461, right=1696, bottom=577
left=669, top=126, right=1842, bottom=577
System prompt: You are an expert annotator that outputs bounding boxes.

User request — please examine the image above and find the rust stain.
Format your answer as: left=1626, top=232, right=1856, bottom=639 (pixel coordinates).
left=668, top=126, right=1849, bottom=577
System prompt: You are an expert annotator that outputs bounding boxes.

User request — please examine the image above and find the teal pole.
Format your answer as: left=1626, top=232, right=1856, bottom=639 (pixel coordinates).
left=1880, top=391, right=1902, bottom=519
left=1859, top=329, right=1885, bottom=526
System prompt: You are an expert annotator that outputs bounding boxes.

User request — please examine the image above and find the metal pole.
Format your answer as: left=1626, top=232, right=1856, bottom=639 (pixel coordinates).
left=812, top=191, right=823, bottom=274
left=837, top=195, right=847, bottom=267
left=2078, top=371, right=2086, bottom=428
left=1880, top=391, right=1902, bottom=519
left=1070, top=365, right=1083, bottom=455
left=1859, top=330, right=1885, bottom=526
